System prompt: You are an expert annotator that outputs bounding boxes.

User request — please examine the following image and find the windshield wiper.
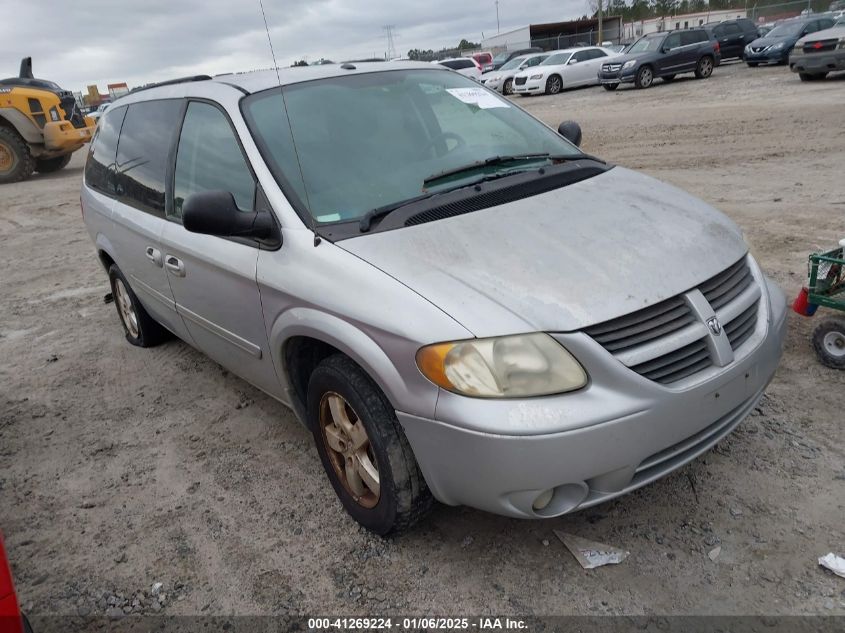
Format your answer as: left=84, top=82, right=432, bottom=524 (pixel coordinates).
left=359, top=192, right=439, bottom=233
left=422, top=154, right=562, bottom=188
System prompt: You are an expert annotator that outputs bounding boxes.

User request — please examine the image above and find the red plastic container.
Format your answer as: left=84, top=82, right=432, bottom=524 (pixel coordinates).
left=0, top=533, right=24, bottom=633
left=792, top=287, right=819, bottom=316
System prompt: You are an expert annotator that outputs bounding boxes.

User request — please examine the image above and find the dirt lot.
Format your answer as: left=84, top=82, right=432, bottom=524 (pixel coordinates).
left=1, top=61, right=844, bottom=620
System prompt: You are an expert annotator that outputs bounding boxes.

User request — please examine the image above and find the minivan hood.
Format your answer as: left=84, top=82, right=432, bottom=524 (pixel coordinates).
left=339, top=167, right=747, bottom=338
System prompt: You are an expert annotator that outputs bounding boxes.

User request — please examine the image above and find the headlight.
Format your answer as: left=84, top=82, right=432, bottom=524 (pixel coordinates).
left=839, top=36, right=845, bottom=49
left=416, top=333, right=587, bottom=398
left=529, top=73, right=544, bottom=80
left=622, top=60, right=637, bottom=70
left=771, top=41, right=785, bottom=50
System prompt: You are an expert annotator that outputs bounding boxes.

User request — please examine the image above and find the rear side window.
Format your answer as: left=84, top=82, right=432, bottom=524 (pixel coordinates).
left=115, top=99, right=183, bottom=216
left=724, top=23, right=742, bottom=35
left=85, top=105, right=126, bottom=195
left=172, top=102, right=256, bottom=219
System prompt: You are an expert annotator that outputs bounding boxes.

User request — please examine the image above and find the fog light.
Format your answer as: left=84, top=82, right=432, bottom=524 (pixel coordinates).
left=532, top=488, right=554, bottom=511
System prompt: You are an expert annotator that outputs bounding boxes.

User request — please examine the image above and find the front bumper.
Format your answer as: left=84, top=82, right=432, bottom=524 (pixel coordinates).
left=481, top=76, right=504, bottom=92
left=42, top=118, right=96, bottom=153
left=398, top=276, right=787, bottom=519
left=745, top=47, right=789, bottom=63
left=598, top=68, right=637, bottom=84
left=513, top=78, right=545, bottom=94
left=790, top=50, right=845, bottom=73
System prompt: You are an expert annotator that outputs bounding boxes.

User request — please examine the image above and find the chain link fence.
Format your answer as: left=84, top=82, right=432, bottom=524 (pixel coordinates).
left=748, top=0, right=837, bottom=22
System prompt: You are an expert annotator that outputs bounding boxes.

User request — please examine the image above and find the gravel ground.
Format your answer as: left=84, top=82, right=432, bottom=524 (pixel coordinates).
left=1, top=61, right=844, bottom=619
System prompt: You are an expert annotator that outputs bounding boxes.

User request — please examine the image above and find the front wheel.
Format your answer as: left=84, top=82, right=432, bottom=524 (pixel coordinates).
left=695, top=56, right=714, bottom=79
left=812, top=317, right=845, bottom=369
left=603, top=83, right=619, bottom=91
left=35, top=153, right=72, bottom=174
left=545, top=75, right=562, bottom=95
left=634, top=65, right=653, bottom=89
left=0, top=127, right=35, bottom=184
left=308, top=354, right=433, bottom=534
left=503, top=78, right=514, bottom=95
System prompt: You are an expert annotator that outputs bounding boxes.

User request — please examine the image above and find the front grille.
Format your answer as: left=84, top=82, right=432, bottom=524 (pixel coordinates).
left=751, top=46, right=768, bottom=53
left=515, top=76, right=527, bottom=86
left=603, top=63, right=622, bottom=72
left=803, top=39, right=838, bottom=53
left=583, top=257, right=761, bottom=385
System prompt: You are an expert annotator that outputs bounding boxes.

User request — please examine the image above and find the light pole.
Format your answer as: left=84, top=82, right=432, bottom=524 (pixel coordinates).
left=496, top=0, right=500, bottom=34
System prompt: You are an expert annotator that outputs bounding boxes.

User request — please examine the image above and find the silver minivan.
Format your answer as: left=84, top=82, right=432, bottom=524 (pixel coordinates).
left=82, top=63, right=787, bottom=534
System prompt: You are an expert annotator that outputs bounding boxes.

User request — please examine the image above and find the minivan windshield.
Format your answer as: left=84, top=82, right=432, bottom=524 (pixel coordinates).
left=243, top=69, right=583, bottom=225
left=627, top=35, right=664, bottom=53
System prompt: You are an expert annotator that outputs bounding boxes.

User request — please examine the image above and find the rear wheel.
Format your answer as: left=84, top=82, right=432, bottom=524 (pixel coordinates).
left=545, top=75, right=562, bottom=95
left=503, top=78, right=514, bottom=95
left=0, top=127, right=35, bottom=184
left=308, top=354, right=433, bottom=534
left=695, top=56, right=714, bottom=79
left=813, top=317, right=845, bottom=369
left=662, top=74, right=676, bottom=82
left=35, top=153, right=72, bottom=173
left=634, top=65, right=653, bottom=89
left=107, top=264, right=169, bottom=347
left=603, top=83, right=619, bottom=91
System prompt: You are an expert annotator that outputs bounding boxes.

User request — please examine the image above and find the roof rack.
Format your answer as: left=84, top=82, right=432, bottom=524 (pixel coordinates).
left=129, top=75, right=212, bottom=94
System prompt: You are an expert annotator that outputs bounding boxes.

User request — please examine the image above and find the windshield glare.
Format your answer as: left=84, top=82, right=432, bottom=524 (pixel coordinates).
left=628, top=35, right=664, bottom=53
left=500, top=56, right=527, bottom=70
left=768, top=22, right=803, bottom=36
left=541, top=52, right=572, bottom=65
left=244, top=69, right=582, bottom=225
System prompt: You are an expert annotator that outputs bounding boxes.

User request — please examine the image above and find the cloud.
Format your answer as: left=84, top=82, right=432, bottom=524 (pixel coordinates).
left=0, top=0, right=586, bottom=91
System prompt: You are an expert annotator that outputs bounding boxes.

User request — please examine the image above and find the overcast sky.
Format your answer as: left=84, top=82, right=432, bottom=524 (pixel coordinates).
left=0, top=0, right=586, bottom=92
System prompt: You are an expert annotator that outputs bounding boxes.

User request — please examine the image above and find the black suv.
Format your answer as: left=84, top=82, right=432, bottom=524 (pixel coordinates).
left=598, top=29, right=721, bottom=90
left=704, top=18, right=759, bottom=60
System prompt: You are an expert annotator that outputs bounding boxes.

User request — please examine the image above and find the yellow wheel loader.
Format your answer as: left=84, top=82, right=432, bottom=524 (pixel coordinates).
left=0, top=57, right=96, bottom=184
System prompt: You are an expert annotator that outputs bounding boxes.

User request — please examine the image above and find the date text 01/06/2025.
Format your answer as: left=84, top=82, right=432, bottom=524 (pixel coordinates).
left=307, top=617, right=528, bottom=630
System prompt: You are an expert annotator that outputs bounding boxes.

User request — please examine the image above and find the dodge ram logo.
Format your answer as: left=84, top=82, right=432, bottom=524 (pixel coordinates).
left=707, top=316, right=723, bottom=336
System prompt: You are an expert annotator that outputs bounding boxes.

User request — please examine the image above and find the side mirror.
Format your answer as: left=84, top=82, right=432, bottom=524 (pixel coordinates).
left=558, top=121, right=582, bottom=147
left=182, top=191, right=274, bottom=239
left=568, top=58, right=578, bottom=64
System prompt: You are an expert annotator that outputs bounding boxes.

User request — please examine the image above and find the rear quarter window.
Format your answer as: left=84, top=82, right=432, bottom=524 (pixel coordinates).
left=114, top=99, right=183, bottom=216
left=85, top=105, right=126, bottom=195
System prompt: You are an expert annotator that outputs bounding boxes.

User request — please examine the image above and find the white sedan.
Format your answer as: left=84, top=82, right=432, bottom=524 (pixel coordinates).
left=435, top=58, right=483, bottom=81
left=513, top=46, right=620, bottom=95
left=481, top=52, right=549, bottom=94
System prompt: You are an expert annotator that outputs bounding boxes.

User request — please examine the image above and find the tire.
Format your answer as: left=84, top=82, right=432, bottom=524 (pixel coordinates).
left=545, top=75, right=562, bottom=95
left=503, top=78, right=514, bottom=95
left=695, top=56, right=714, bottom=79
left=35, top=153, right=72, bottom=173
left=307, top=354, right=433, bottom=535
left=634, top=65, right=654, bottom=89
left=799, top=72, right=828, bottom=82
left=812, top=317, right=845, bottom=370
left=747, top=62, right=758, bottom=67
left=0, top=126, right=35, bottom=184
left=603, top=83, right=619, bottom=91
left=107, top=264, right=169, bottom=347
left=662, top=74, right=676, bottom=82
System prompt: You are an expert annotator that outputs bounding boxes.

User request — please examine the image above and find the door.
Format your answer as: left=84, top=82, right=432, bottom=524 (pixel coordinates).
left=108, top=99, right=192, bottom=341
left=565, top=49, right=594, bottom=86
left=159, top=100, right=281, bottom=397
left=583, top=49, right=609, bottom=85
left=658, top=32, right=685, bottom=73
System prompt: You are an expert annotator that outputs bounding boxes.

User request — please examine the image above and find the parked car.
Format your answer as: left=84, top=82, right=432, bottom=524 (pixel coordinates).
left=82, top=62, right=786, bottom=534
left=745, top=16, right=836, bottom=65
left=704, top=18, right=760, bottom=59
left=472, top=51, right=494, bottom=72
left=435, top=57, right=482, bottom=80
left=481, top=52, right=549, bottom=94
left=598, top=28, right=720, bottom=90
left=489, top=47, right=544, bottom=71
left=0, top=533, right=28, bottom=633
left=513, top=47, right=620, bottom=95
left=88, top=102, right=110, bottom=123
left=789, top=15, right=845, bottom=80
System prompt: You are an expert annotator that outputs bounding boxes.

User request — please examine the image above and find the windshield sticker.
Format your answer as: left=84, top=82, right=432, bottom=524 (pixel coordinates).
left=445, top=87, right=510, bottom=109
left=316, top=213, right=342, bottom=223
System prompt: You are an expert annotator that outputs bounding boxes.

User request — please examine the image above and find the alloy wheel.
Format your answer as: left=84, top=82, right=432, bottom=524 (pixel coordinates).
left=114, top=278, right=139, bottom=339
left=699, top=57, right=713, bottom=77
left=318, top=392, right=380, bottom=508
